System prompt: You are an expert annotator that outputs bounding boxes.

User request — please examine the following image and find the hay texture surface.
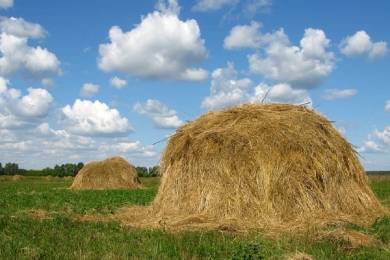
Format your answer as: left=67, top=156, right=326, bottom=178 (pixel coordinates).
left=71, top=156, right=142, bottom=190
left=116, top=104, right=386, bottom=232
left=12, top=175, right=23, bottom=181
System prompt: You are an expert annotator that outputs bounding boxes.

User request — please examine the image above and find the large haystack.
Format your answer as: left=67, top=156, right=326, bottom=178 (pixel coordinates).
left=70, top=156, right=142, bottom=190
left=116, top=103, right=386, bottom=232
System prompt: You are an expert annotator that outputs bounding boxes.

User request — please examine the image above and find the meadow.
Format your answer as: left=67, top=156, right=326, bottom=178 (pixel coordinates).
left=1, top=175, right=390, bottom=259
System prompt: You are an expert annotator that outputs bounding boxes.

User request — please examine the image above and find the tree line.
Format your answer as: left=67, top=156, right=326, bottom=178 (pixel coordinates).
left=0, top=162, right=84, bottom=177
left=0, top=162, right=160, bottom=178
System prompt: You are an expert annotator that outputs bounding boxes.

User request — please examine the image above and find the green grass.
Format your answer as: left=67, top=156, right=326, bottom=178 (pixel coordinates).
left=1, top=176, right=390, bottom=259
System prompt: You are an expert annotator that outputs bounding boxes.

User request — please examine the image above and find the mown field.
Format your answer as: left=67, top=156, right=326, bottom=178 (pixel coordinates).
left=1, top=175, right=390, bottom=259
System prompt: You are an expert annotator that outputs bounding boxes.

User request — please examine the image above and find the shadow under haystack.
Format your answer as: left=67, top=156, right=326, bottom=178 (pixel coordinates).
left=116, top=103, right=386, bottom=233
left=71, top=156, right=142, bottom=190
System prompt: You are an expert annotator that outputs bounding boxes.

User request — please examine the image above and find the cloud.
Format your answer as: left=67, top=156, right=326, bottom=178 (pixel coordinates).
left=249, top=83, right=312, bottom=105
left=225, top=21, right=289, bottom=50
left=192, top=0, right=239, bottom=11
left=80, top=83, right=99, bottom=97
left=57, top=99, right=134, bottom=137
left=385, top=100, right=390, bottom=112
left=0, top=125, right=158, bottom=169
left=201, top=63, right=312, bottom=111
left=98, top=7, right=208, bottom=82
left=201, top=62, right=252, bottom=110
left=357, top=140, right=387, bottom=154
left=155, top=0, right=181, bottom=15
left=0, top=16, right=46, bottom=38
left=41, top=78, right=55, bottom=88
left=242, top=0, right=273, bottom=17
left=109, top=76, right=127, bottom=89
left=0, top=0, right=13, bottom=9
left=248, top=28, right=335, bottom=89
left=321, top=89, right=358, bottom=101
left=224, top=21, right=264, bottom=49
left=373, top=127, right=390, bottom=147
left=133, top=99, right=183, bottom=129
left=0, top=78, right=54, bottom=129
left=358, top=126, right=390, bottom=154
left=339, top=31, right=388, bottom=60
left=0, top=17, right=62, bottom=79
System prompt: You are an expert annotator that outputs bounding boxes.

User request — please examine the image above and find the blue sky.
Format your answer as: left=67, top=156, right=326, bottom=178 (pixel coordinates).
left=0, top=0, right=389, bottom=170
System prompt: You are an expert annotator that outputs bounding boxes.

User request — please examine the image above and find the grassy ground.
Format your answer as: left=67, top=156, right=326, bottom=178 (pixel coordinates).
left=1, top=175, right=390, bottom=259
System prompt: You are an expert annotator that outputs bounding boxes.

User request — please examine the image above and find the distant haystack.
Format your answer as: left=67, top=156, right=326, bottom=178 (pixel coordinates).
left=116, top=103, right=386, bottom=232
left=12, top=175, right=23, bottom=181
left=70, top=156, right=142, bottom=190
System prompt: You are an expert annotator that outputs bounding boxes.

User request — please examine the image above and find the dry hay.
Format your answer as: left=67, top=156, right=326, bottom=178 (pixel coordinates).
left=45, top=175, right=53, bottom=180
left=70, top=156, right=142, bottom=190
left=283, top=252, right=314, bottom=260
left=317, top=228, right=374, bottom=249
left=115, top=103, right=386, bottom=233
left=12, top=175, right=23, bottom=181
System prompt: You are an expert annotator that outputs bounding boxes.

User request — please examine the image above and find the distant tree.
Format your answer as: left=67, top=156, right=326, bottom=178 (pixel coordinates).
left=4, top=163, right=19, bottom=175
left=18, top=169, right=27, bottom=175
left=54, top=164, right=62, bottom=177
left=64, top=163, right=78, bottom=176
left=136, top=166, right=148, bottom=177
left=42, top=167, right=55, bottom=176
left=0, top=163, right=4, bottom=175
left=77, top=162, right=84, bottom=172
left=149, top=166, right=160, bottom=177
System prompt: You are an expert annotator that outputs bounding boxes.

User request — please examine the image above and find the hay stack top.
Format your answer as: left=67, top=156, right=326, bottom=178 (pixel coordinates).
left=125, top=103, right=385, bottom=231
left=71, top=156, right=142, bottom=190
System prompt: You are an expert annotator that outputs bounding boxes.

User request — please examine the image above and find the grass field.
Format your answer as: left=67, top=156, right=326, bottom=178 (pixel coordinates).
left=1, top=175, right=390, bottom=259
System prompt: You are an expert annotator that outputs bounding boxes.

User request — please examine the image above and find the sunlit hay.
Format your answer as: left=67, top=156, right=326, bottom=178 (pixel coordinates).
left=116, top=103, right=386, bottom=233
left=283, top=252, right=314, bottom=260
left=70, top=156, right=142, bottom=190
left=45, top=175, right=53, bottom=180
left=12, top=175, right=23, bottom=181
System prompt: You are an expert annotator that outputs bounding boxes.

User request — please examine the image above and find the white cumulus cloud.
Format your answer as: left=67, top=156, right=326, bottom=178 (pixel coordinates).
left=98, top=6, right=208, bottom=82
left=0, top=17, right=62, bottom=80
left=201, top=62, right=252, bottom=110
left=57, top=99, right=134, bottom=137
left=248, top=28, right=335, bottom=89
left=80, top=83, right=99, bottom=97
left=357, top=140, right=387, bottom=154
left=224, top=21, right=264, bottom=49
left=358, top=126, right=390, bottom=154
left=321, top=89, right=358, bottom=101
left=339, top=31, right=388, bottom=60
left=109, top=76, right=127, bottom=89
left=250, top=83, right=312, bottom=105
left=133, top=99, right=183, bottom=129
left=0, top=78, right=53, bottom=129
